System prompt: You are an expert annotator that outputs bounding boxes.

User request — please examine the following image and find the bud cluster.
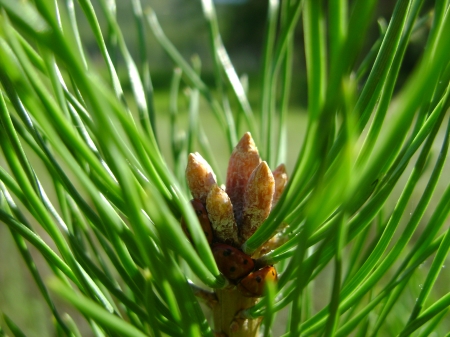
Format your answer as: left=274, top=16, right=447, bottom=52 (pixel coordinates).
left=183, top=133, right=288, bottom=297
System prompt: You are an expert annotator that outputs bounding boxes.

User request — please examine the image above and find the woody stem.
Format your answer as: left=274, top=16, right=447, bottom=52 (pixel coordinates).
left=212, top=288, right=261, bottom=337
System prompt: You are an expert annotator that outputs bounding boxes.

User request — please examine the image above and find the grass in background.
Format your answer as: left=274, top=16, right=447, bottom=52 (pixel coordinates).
left=0, top=0, right=449, bottom=336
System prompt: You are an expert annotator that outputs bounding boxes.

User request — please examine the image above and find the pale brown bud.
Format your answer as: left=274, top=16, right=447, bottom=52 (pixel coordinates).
left=186, top=153, right=216, bottom=203
left=272, top=164, right=288, bottom=208
left=225, top=132, right=261, bottom=224
left=240, top=162, right=275, bottom=243
left=206, top=184, right=239, bottom=246
left=258, top=232, right=289, bottom=257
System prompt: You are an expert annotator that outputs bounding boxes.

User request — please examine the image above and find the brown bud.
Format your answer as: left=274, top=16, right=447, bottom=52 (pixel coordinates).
left=258, top=232, right=289, bottom=257
left=225, top=133, right=261, bottom=224
left=206, top=184, right=239, bottom=246
left=272, top=164, right=288, bottom=208
left=240, top=162, right=275, bottom=243
left=186, top=152, right=216, bottom=203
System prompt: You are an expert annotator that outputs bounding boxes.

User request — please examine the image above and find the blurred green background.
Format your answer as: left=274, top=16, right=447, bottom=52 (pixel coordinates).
left=0, top=1, right=446, bottom=336
left=75, top=0, right=430, bottom=107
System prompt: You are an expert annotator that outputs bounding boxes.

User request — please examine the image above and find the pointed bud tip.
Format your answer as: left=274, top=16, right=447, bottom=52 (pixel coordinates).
left=188, top=152, right=201, bottom=162
left=208, top=184, right=231, bottom=205
left=236, top=132, right=256, bottom=151
left=273, top=163, right=287, bottom=174
left=187, top=153, right=198, bottom=165
left=186, top=152, right=216, bottom=202
left=209, top=183, right=221, bottom=195
left=255, top=161, right=272, bottom=177
left=187, top=152, right=212, bottom=170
